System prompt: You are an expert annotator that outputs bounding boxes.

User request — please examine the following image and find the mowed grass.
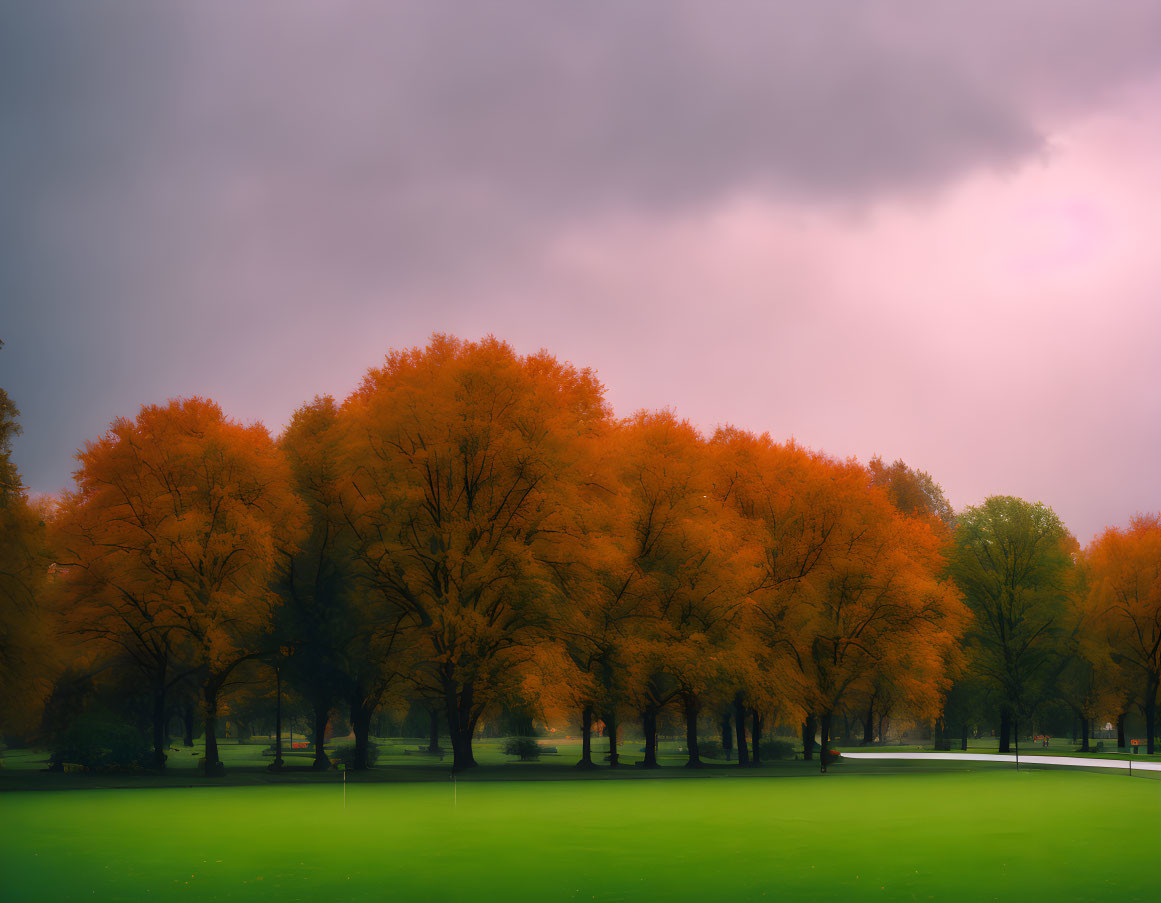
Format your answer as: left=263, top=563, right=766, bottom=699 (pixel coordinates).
left=2, top=769, right=1158, bottom=902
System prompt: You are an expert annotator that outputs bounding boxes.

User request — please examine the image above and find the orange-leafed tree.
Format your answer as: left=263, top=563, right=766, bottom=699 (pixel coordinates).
left=780, top=458, right=967, bottom=771
left=54, top=398, right=304, bottom=775
left=274, top=396, right=413, bottom=770
left=0, top=379, right=56, bottom=739
left=868, top=456, right=955, bottom=529
left=612, top=412, right=749, bottom=769
left=52, top=490, right=199, bottom=770
left=484, top=406, right=636, bottom=768
left=710, top=429, right=852, bottom=762
left=540, top=429, right=640, bottom=769
left=1085, top=514, right=1161, bottom=753
left=867, top=455, right=964, bottom=748
left=339, top=335, right=609, bottom=771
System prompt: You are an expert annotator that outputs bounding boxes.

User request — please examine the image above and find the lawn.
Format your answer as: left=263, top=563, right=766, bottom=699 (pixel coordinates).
left=2, top=766, right=1158, bottom=902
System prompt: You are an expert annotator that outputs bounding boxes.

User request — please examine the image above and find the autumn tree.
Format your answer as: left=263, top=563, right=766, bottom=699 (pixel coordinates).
left=57, top=398, right=304, bottom=775
left=614, top=413, right=748, bottom=768
left=52, top=491, right=199, bottom=769
left=787, top=461, right=966, bottom=771
left=0, top=379, right=55, bottom=739
left=950, top=496, right=1074, bottom=753
left=522, top=414, right=638, bottom=769
left=340, top=335, right=609, bottom=771
left=868, top=457, right=955, bottom=528
left=869, top=456, right=965, bottom=747
left=713, top=432, right=966, bottom=769
left=709, top=429, right=848, bottom=764
left=274, top=396, right=412, bottom=770
left=1085, top=515, right=1161, bottom=753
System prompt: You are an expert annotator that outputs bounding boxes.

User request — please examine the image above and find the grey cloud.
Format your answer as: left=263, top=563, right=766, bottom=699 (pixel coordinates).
left=2, top=0, right=1161, bottom=500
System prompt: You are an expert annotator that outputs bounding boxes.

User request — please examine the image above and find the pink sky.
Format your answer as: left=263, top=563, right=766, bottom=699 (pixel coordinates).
left=3, top=2, right=1159, bottom=545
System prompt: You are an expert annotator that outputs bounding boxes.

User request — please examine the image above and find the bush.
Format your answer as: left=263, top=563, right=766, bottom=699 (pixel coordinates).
left=503, top=737, right=543, bottom=761
left=697, top=740, right=727, bottom=760
left=760, top=739, right=797, bottom=760
left=331, top=742, right=380, bottom=769
left=51, top=714, right=151, bottom=769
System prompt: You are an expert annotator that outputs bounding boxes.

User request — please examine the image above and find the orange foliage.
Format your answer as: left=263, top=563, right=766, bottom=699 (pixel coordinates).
left=713, top=429, right=967, bottom=760
left=52, top=398, right=304, bottom=770
left=1084, top=514, right=1161, bottom=751
left=339, top=335, right=609, bottom=769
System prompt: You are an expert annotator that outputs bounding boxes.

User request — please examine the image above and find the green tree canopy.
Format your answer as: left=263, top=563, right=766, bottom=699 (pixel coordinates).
left=950, top=496, right=1074, bottom=751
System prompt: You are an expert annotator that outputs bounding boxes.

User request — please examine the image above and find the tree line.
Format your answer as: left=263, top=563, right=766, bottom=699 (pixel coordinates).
left=1, top=335, right=1158, bottom=773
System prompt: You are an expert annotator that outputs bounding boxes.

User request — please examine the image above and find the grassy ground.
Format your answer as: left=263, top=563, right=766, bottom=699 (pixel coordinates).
left=2, top=766, right=1158, bottom=902
left=4, top=734, right=1157, bottom=791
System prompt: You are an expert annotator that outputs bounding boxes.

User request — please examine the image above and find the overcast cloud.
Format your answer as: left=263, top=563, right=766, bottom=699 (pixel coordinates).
left=2, top=1, right=1160, bottom=543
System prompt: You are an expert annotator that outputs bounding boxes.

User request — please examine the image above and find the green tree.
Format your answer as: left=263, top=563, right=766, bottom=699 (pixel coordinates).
left=950, top=496, right=1073, bottom=752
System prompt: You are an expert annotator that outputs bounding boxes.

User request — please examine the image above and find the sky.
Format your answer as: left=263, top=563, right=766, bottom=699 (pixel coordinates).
left=2, top=1, right=1160, bottom=545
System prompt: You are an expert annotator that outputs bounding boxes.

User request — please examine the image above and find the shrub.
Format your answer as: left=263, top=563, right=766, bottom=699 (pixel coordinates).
left=760, top=739, right=797, bottom=760
left=503, top=737, right=543, bottom=761
left=331, top=742, right=380, bottom=769
left=51, top=714, right=151, bottom=769
left=697, top=740, right=727, bottom=760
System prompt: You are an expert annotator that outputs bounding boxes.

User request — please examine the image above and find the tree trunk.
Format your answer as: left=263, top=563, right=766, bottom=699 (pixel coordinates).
left=641, top=707, right=660, bottom=768
left=312, top=701, right=331, bottom=770
left=151, top=683, right=167, bottom=770
left=734, top=694, right=749, bottom=766
left=877, top=711, right=887, bottom=746
left=468, top=710, right=482, bottom=751
left=605, top=710, right=619, bottom=767
left=961, top=721, right=968, bottom=751
left=862, top=698, right=875, bottom=745
left=1080, top=716, right=1090, bottom=752
left=350, top=696, right=375, bottom=770
left=721, top=713, right=733, bottom=760
left=183, top=702, right=195, bottom=747
left=202, top=681, right=225, bottom=776
left=1146, top=678, right=1158, bottom=755
left=577, top=707, right=596, bottom=769
left=998, top=707, right=1011, bottom=754
left=272, top=666, right=284, bottom=769
left=427, top=707, right=441, bottom=754
left=683, top=692, right=702, bottom=768
left=1116, top=712, right=1126, bottom=749
left=750, top=709, right=762, bottom=765
left=803, top=714, right=816, bottom=761
left=446, top=680, right=478, bottom=772
left=819, top=710, right=832, bottom=773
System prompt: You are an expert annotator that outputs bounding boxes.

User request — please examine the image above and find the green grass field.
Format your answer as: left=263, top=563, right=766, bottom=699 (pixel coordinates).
left=3, top=764, right=1159, bottom=902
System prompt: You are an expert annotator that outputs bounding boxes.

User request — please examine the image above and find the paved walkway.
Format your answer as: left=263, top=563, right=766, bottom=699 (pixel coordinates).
left=840, top=751, right=1161, bottom=771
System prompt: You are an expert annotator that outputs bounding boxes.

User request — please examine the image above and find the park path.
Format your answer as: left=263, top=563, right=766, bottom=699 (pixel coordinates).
left=840, top=751, right=1161, bottom=771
